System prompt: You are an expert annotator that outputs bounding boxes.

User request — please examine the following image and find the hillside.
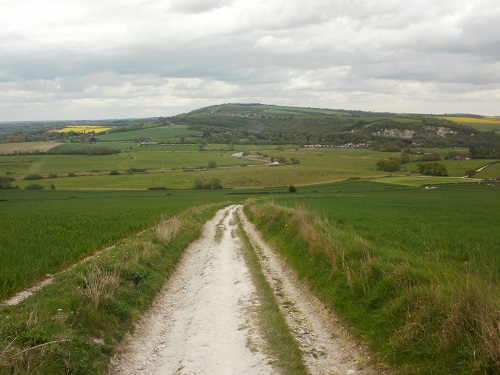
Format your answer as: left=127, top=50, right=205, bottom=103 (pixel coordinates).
left=171, top=103, right=499, bottom=150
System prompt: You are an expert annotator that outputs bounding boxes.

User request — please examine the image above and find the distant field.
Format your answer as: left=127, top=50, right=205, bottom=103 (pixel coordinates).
left=0, top=142, right=61, bottom=154
left=474, top=162, right=500, bottom=179
left=50, top=142, right=137, bottom=152
left=96, top=125, right=203, bottom=141
left=440, top=116, right=500, bottom=133
left=50, top=125, right=112, bottom=133
left=370, top=176, right=470, bottom=186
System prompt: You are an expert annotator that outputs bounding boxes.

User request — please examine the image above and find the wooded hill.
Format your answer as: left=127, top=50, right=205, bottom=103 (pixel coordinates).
left=170, top=103, right=499, bottom=151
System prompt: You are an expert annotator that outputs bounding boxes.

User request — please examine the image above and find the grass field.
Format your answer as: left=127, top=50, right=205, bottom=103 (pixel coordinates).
left=0, top=189, right=246, bottom=299
left=96, top=125, right=203, bottom=141
left=3, top=146, right=495, bottom=189
left=246, top=180, right=500, bottom=373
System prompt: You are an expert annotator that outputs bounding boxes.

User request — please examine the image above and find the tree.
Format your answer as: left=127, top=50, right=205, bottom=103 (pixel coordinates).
left=208, top=161, right=217, bottom=169
left=376, top=159, right=400, bottom=172
left=417, top=162, right=448, bottom=176
left=289, top=185, right=297, bottom=193
left=290, top=157, right=300, bottom=164
left=0, top=176, right=13, bottom=189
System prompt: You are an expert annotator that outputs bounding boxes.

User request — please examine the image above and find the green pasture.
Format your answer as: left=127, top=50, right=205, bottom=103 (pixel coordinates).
left=50, top=142, right=137, bottom=152
left=279, top=181, right=499, bottom=272
left=96, top=124, right=203, bottom=141
left=474, top=162, right=500, bottom=179
left=0, top=149, right=263, bottom=176
left=246, top=180, right=499, bottom=373
left=0, top=189, right=246, bottom=299
left=370, top=176, right=469, bottom=186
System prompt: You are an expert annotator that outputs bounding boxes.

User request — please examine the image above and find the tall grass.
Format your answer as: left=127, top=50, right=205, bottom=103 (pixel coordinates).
left=245, top=202, right=499, bottom=374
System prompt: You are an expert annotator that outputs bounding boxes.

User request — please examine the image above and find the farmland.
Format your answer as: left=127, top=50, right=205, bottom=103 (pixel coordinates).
left=50, top=125, right=113, bottom=133
left=0, top=189, right=246, bottom=299
left=0, top=103, right=499, bottom=374
left=246, top=181, right=499, bottom=373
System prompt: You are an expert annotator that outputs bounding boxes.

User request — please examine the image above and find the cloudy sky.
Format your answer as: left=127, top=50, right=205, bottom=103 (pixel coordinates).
left=1, top=0, right=499, bottom=121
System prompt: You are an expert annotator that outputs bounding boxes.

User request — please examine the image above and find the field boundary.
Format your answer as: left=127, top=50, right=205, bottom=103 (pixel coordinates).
left=0, top=226, right=154, bottom=306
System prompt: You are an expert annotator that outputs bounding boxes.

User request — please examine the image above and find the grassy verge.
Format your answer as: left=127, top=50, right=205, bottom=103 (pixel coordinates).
left=244, top=202, right=499, bottom=374
left=232, top=211, right=307, bottom=374
left=0, top=203, right=227, bottom=374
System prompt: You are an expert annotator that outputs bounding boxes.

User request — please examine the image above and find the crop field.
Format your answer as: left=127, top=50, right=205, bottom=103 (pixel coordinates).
left=247, top=180, right=499, bottom=373
left=0, top=189, right=245, bottom=299
left=0, top=142, right=61, bottom=155
left=50, top=125, right=113, bottom=133
left=439, top=116, right=500, bottom=133
left=278, top=181, right=499, bottom=270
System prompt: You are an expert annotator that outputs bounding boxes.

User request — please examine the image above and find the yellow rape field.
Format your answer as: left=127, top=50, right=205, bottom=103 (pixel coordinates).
left=50, top=125, right=113, bottom=133
left=439, top=116, right=500, bottom=124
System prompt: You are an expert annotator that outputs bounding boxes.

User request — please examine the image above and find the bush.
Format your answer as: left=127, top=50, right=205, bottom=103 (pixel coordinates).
left=289, top=185, right=297, bottom=193
left=48, top=173, right=58, bottom=178
left=67, top=172, right=77, bottom=177
left=417, top=162, right=448, bottom=176
left=376, top=159, right=400, bottom=172
left=208, top=161, right=217, bottom=169
left=23, top=174, right=43, bottom=180
left=147, top=186, right=171, bottom=190
left=25, top=183, right=44, bottom=190
left=0, top=177, right=14, bottom=189
left=109, top=170, right=119, bottom=175
left=290, top=157, right=300, bottom=164
left=193, top=178, right=223, bottom=190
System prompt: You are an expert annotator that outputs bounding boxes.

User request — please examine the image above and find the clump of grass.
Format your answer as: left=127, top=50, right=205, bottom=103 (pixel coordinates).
left=81, top=264, right=121, bottom=309
left=155, top=216, right=182, bottom=243
left=245, top=202, right=500, bottom=374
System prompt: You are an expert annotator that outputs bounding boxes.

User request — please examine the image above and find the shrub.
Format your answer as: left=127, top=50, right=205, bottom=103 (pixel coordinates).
left=23, top=174, right=43, bottom=180
left=0, top=177, right=14, bottom=189
left=147, top=186, right=171, bottom=190
left=289, top=185, right=297, bottom=193
left=24, top=184, right=44, bottom=190
left=208, top=161, right=217, bottom=169
left=48, top=173, right=58, bottom=178
left=109, top=170, right=119, bottom=175
left=67, top=172, right=76, bottom=177
left=376, top=159, right=400, bottom=172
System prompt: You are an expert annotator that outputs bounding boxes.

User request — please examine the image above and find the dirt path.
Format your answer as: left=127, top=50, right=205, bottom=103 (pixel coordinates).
left=109, top=205, right=385, bottom=374
left=109, top=205, right=273, bottom=374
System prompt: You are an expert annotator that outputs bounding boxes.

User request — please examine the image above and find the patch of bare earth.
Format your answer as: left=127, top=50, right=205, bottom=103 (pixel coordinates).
left=0, top=142, right=61, bottom=154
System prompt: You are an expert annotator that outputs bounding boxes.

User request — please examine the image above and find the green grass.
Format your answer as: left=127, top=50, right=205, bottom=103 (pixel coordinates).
left=50, top=142, right=137, bottom=152
left=234, top=212, right=307, bottom=374
left=475, top=162, right=500, bottom=179
left=0, top=204, right=227, bottom=374
left=96, top=125, right=203, bottom=141
left=245, top=180, right=499, bottom=374
left=0, top=189, right=246, bottom=299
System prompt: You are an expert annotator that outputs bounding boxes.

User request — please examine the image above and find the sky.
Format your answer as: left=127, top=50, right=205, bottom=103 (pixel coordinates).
left=1, top=0, right=499, bottom=121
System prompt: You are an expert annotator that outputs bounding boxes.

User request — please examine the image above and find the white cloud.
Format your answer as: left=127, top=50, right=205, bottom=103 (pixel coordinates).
left=0, top=0, right=499, bottom=120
